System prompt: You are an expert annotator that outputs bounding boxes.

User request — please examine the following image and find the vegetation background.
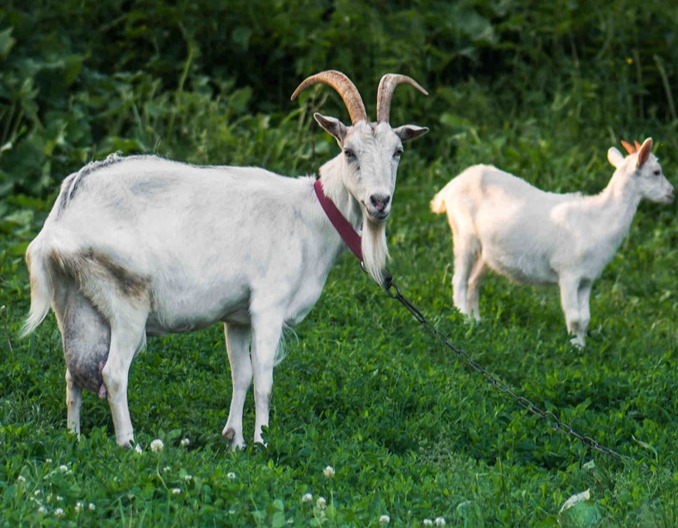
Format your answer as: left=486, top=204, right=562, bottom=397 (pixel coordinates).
left=1, top=0, right=677, bottom=526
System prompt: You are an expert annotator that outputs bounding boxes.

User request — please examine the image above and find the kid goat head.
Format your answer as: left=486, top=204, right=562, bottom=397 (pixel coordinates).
left=610, top=138, right=674, bottom=204
left=431, top=137, right=673, bottom=347
left=22, top=70, right=428, bottom=451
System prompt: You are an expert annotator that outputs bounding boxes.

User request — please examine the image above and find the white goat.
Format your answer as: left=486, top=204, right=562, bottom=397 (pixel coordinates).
left=22, top=70, right=428, bottom=449
left=431, top=138, right=674, bottom=347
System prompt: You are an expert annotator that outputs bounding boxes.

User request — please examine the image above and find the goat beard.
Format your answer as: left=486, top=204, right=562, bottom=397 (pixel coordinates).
left=361, top=216, right=390, bottom=287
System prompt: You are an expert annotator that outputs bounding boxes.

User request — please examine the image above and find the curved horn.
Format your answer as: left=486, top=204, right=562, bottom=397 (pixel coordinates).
left=376, top=74, right=429, bottom=123
left=290, top=70, right=368, bottom=125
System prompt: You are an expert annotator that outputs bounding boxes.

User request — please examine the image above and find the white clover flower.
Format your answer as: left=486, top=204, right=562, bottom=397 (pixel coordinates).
left=302, top=493, right=313, bottom=503
left=46, top=458, right=53, bottom=464
left=163, top=466, right=172, bottom=472
left=181, top=438, right=190, bottom=447
left=316, top=496, right=327, bottom=510
left=227, top=472, right=237, bottom=480
left=34, top=489, right=42, bottom=497
left=423, top=520, right=433, bottom=527
left=17, top=475, right=26, bottom=484
left=56, top=495, right=64, bottom=502
left=150, top=439, right=164, bottom=452
left=54, top=508, right=65, bottom=518
left=59, top=465, right=69, bottom=473
left=323, top=465, right=335, bottom=478
left=434, top=517, right=446, bottom=527
left=38, top=506, right=47, bottom=514
left=88, top=503, right=96, bottom=511
left=379, top=514, right=391, bottom=525
left=184, top=474, right=193, bottom=481
left=75, top=501, right=84, bottom=513
left=172, top=488, right=181, bottom=495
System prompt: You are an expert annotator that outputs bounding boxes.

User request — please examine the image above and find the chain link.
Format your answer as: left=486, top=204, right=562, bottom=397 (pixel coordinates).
left=382, top=277, right=641, bottom=468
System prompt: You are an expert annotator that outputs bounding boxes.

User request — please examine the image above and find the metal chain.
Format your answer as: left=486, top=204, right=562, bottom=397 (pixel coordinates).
left=381, top=276, right=641, bottom=468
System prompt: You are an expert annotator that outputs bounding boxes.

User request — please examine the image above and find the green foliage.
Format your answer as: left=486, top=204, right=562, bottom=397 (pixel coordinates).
left=1, top=0, right=678, bottom=526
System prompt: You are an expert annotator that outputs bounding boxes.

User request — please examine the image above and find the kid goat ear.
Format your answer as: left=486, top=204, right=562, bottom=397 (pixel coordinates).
left=636, top=137, right=653, bottom=167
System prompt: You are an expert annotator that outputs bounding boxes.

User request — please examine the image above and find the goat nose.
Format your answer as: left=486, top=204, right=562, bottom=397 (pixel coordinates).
left=370, top=194, right=391, bottom=211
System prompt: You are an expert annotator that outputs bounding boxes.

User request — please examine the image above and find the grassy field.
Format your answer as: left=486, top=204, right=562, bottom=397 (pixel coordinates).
left=2, top=106, right=677, bottom=526
left=2, top=2, right=678, bottom=526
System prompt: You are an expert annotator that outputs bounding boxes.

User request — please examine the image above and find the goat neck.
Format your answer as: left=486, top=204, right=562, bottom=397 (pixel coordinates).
left=584, top=164, right=646, bottom=253
left=598, top=149, right=660, bottom=215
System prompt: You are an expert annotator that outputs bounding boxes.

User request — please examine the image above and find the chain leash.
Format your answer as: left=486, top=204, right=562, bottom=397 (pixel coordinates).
left=380, top=275, right=644, bottom=469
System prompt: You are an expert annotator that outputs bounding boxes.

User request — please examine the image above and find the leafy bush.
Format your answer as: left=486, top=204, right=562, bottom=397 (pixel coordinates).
left=1, top=0, right=677, bottom=197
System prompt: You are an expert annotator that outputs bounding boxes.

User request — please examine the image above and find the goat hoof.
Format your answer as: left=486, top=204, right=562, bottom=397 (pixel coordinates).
left=570, top=336, right=586, bottom=348
left=119, top=440, right=135, bottom=450
left=223, top=427, right=235, bottom=441
left=222, top=427, right=246, bottom=450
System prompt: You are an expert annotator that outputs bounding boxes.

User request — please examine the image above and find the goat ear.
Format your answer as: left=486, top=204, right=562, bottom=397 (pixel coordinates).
left=607, top=147, right=624, bottom=168
left=393, top=124, right=429, bottom=142
left=636, top=137, right=653, bottom=167
left=313, top=113, right=348, bottom=143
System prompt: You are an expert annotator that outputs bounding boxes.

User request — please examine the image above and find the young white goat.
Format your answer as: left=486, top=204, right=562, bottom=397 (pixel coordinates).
left=431, top=138, right=674, bottom=347
left=23, top=70, right=428, bottom=449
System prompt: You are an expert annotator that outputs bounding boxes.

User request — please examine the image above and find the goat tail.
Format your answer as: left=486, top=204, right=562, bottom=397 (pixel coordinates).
left=430, top=191, right=447, bottom=214
left=21, top=242, right=54, bottom=337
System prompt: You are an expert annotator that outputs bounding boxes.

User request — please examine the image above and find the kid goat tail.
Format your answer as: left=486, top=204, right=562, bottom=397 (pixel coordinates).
left=430, top=191, right=447, bottom=214
left=21, top=242, right=53, bottom=337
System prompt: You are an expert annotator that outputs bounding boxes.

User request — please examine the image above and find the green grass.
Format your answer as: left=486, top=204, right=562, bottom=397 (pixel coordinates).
left=2, top=114, right=677, bottom=526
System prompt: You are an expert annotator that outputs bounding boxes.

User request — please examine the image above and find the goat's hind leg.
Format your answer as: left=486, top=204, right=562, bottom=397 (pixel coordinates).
left=452, top=235, right=481, bottom=319
left=54, top=282, right=111, bottom=438
left=65, top=368, right=82, bottom=436
left=466, top=258, right=487, bottom=322
left=101, top=311, right=148, bottom=449
left=76, top=278, right=149, bottom=448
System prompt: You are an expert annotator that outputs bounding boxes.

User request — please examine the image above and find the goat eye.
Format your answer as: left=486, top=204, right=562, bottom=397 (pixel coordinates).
left=653, top=169, right=661, bottom=176
left=344, top=148, right=355, bottom=160
left=394, top=147, right=404, bottom=159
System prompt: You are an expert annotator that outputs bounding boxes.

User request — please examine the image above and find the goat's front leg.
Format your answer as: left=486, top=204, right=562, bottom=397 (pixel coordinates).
left=576, top=279, right=593, bottom=344
left=558, top=275, right=586, bottom=347
left=65, top=368, right=82, bottom=437
left=250, top=314, right=284, bottom=446
left=222, top=323, right=252, bottom=450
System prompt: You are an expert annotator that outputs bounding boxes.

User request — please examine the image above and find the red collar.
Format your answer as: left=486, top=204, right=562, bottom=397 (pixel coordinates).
left=313, top=179, right=363, bottom=261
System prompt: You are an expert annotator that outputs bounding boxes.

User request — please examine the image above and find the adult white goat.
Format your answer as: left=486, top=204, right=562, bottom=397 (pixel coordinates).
left=431, top=138, right=674, bottom=347
left=22, top=70, right=428, bottom=450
